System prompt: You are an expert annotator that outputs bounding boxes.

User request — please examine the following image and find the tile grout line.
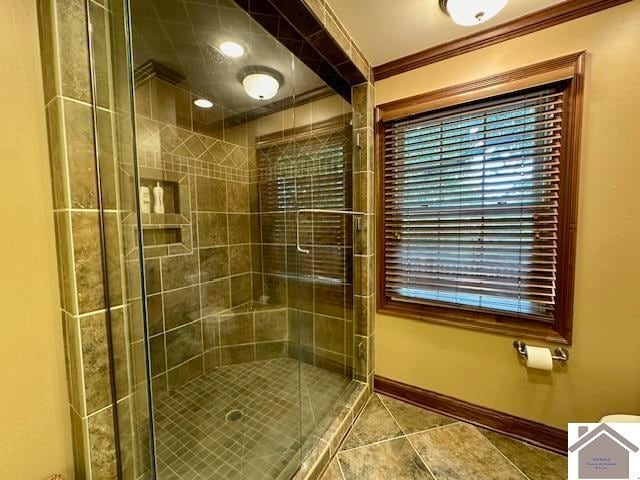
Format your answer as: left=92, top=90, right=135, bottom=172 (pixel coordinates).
left=335, top=454, right=347, bottom=480
left=377, top=394, right=440, bottom=480
left=159, top=255, right=169, bottom=391
left=377, top=393, right=409, bottom=436
left=332, top=391, right=378, bottom=451
left=404, top=421, right=464, bottom=438
left=478, top=431, right=532, bottom=480
left=377, top=394, right=464, bottom=438
left=192, top=171, right=207, bottom=376
left=401, top=421, right=531, bottom=480
left=339, top=433, right=407, bottom=453
left=404, top=434, right=440, bottom=480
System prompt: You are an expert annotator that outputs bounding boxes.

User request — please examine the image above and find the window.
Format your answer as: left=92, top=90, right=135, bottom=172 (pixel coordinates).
left=256, top=118, right=352, bottom=285
left=376, top=54, right=585, bottom=343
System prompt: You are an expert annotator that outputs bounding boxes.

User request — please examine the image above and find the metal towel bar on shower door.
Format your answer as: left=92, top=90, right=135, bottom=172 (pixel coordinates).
left=295, top=209, right=366, bottom=254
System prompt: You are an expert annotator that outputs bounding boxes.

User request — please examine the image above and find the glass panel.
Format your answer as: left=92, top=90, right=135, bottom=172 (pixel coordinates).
left=97, top=0, right=359, bottom=477
left=127, top=1, right=310, bottom=477
left=289, top=58, right=357, bottom=459
left=87, top=0, right=156, bottom=478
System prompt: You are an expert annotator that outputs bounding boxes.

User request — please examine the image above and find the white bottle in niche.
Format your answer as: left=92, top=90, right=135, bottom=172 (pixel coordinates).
left=139, top=186, right=151, bottom=214
left=153, top=182, right=165, bottom=214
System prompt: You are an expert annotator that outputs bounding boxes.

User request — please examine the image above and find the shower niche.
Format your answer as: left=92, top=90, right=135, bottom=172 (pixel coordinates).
left=138, top=168, right=192, bottom=254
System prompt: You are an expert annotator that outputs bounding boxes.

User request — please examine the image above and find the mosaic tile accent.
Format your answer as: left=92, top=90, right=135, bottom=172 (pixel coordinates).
left=134, top=76, right=269, bottom=391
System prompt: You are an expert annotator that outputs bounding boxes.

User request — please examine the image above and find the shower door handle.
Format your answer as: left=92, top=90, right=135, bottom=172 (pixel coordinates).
left=295, top=208, right=366, bottom=254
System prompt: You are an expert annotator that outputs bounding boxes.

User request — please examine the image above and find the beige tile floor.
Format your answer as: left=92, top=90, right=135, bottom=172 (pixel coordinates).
left=321, top=393, right=567, bottom=480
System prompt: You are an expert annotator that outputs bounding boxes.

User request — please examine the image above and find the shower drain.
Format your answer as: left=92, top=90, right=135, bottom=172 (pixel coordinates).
left=225, top=409, right=243, bottom=422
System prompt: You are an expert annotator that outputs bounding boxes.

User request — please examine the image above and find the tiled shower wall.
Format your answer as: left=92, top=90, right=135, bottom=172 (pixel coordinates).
left=253, top=113, right=356, bottom=376
left=37, top=0, right=375, bottom=478
left=301, top=0, right=376, bottom=388
left=351, top=82, right=375, bottom=385
left=133, top=76, right=294, bottom=392
left=134, top=76, right=361, bottom=387
left=37, top=0, right=152, bottom=478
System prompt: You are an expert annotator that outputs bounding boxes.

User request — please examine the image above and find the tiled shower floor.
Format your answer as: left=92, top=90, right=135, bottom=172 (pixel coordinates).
left=154, top=358, right=352, bottom=479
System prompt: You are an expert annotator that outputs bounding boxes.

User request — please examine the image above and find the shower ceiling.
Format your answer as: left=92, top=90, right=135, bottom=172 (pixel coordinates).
left=131, top=0, right=328, bottom=118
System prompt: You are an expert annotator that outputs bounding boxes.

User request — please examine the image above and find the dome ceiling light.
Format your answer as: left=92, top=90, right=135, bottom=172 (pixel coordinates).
left=219, top=41, right=244, bottom=58
left=193, top=98, right=214, bottom=109
left=239, top=67, right=283, bottom=101
left=439, top=0, right=509, bottom=27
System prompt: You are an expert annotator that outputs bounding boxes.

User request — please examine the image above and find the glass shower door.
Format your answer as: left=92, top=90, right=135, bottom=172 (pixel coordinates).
left=286, top=69, right=357, bottom=461
left=126, top=1, right=306, bottom=478
left=96, top=0, right=359, bottom=477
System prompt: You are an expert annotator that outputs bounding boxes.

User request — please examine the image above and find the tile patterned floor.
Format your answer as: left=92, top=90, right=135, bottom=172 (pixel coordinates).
left=154, top=357, right=352, bottom=479
left=322, top=393, right=568, bottom=480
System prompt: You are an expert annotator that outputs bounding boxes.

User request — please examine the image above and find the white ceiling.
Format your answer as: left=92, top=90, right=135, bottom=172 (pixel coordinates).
left=326, top=0, right=566, bottom=66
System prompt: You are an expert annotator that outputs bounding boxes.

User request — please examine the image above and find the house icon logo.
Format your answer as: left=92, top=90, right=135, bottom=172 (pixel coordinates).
left=569, top=423, right=640, bottom=479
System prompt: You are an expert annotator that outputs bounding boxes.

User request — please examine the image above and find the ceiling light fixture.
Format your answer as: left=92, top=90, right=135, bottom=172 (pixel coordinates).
left=243, top=73, right=279, bottom=100
left=193, top=98, right=214, bottom=109
left=238, top=66, right=284, bottom=101
left=219, top=41, right=244, bottom=58
left=242, top=73, right=280, bottom=100
left=439, top=0, right=508, bottom=27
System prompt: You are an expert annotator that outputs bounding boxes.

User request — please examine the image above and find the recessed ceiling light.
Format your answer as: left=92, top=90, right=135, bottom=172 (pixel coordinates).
left=242, top=73, right=280, bottom=100
left=439, top=0, right=508, bottom=27
left=219, top=41, right=244, bottom=58
left=193, top=98, right=214, bottom=109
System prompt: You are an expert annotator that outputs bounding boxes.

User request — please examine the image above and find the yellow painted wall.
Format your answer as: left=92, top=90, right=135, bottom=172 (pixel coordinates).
left=0, top=0, right=74, bottom=478
left=374, top=2, right=640, bottom=430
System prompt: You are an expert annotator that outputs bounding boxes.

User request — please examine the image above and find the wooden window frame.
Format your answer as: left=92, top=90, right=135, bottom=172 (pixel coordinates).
left=376, top=52, right=585, bottom=344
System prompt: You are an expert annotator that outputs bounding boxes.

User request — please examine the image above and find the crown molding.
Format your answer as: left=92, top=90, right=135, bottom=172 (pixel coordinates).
left=373, top=0, right=631, bottom=81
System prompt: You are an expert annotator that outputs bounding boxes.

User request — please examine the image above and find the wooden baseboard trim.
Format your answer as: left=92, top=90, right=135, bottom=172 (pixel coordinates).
left=373, top=0, right=631, bottom=81
left=374, top=375, right=568, bottom=455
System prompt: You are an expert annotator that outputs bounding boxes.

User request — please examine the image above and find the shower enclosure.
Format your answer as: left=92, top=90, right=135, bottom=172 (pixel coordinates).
left=72, top=0, right=367, bottom=478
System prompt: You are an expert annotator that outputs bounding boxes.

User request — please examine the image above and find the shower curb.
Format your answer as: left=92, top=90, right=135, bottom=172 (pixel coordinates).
left=294, top=381, right=370, bottom=480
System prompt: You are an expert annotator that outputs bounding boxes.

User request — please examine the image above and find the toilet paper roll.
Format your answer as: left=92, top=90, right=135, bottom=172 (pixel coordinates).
left=525, top=346, right=553, bottom=371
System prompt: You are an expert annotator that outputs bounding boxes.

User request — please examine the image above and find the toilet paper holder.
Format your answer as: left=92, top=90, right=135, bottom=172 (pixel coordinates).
left=513, top=340, right=569, bottom=363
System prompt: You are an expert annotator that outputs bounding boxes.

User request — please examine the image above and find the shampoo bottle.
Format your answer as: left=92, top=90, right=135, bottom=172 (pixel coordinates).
left=153, top=182, right=165, bottom=214
left=140, top=186, right=151, bottom=214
